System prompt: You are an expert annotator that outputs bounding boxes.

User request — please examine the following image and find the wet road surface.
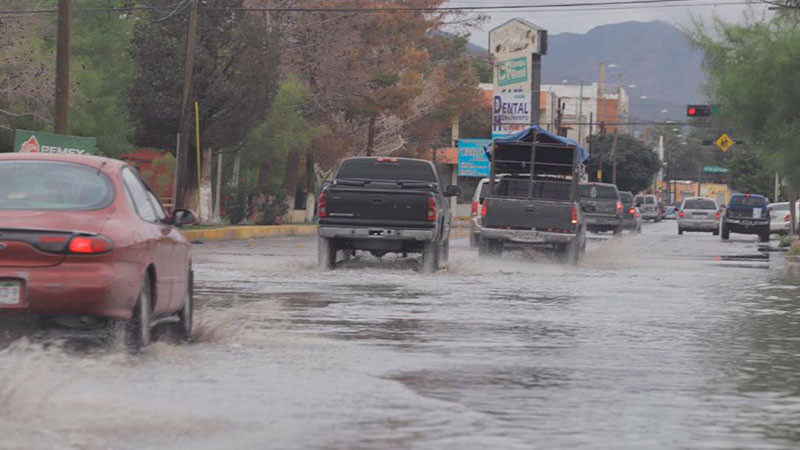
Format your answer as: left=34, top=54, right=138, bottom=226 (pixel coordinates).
left=3, top=221, right=800, bottom=449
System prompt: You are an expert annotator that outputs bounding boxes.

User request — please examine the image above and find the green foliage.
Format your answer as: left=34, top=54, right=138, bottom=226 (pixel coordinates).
left=472, top=59, right=492, bottom=83
left=588, top=133, right=661, bottom=194
left=69, top=0, right=135, bottom=156
left=225, top=185, right=251, bottom=225
left=727, top=148, right=773, bottom=197
left=689, top=17, right=800, bottom=191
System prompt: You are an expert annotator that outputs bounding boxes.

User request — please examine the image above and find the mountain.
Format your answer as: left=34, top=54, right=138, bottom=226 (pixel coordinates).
left=468, top=21, right=707, bottom=121
left=543, top=21, right=706, bottom=121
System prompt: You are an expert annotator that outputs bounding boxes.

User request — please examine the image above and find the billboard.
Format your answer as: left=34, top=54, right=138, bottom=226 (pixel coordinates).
left=458, top=139, right=493, bottom=177
left=492, top=54, right=532, bottom=138
left=14, top=129, right=97, bottom=155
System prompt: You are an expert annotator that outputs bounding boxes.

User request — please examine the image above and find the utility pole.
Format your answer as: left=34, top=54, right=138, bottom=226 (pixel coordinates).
left=610, top=129, right=619, bottom=185
left=175, top=0, right=200, bottom=209
left=54, top=0, right=71, bottom=134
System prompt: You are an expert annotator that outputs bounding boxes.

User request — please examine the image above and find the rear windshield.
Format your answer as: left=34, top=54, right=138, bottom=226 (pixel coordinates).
left=730, top=195, right=766, bottom=207
left=683, top=199, right=716, bottom=210
left=644, top=196, right=655, bottom=204
left=496, top=179, right=571, bottom=200
left=770, top=203, right=789, bottom=211
left=579, top=184, right=618, bottom=200
left=337, top=158, right=436, bottom=182
left=619, top=192, right=633, bottom=203
left=0, top=160, right=114, bottom=211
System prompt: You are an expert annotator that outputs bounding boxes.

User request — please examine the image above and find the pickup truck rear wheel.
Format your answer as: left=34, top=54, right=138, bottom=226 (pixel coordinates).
left=759, top=230, right=770, bottom=242
left=318, top=237, right=337, bottom=270
left=563, top=240, right=581, bottom=265
left=720, top=223, right=729, bottom=240
left=421, top=240, right=439, bottom=274
left=440, top=238, right=450, bottom=265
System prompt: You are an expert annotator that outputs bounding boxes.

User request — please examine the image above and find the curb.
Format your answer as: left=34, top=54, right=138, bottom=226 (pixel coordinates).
left=182, top=224, right=318, bottom=242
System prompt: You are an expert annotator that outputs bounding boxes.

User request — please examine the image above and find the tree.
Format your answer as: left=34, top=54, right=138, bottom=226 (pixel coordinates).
left=129, top=0, right=279, bottom=205
left=727, top=148, right=773, bottom=198
left=690, top=15, right=800, bottom=223
left=588, top=133, right=660, bottom=194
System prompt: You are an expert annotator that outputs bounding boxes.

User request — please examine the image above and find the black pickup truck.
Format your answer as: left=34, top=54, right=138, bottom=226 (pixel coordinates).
left=317, top=157, right=460, bottom=273
left=479, top=127, right=588, bottom=264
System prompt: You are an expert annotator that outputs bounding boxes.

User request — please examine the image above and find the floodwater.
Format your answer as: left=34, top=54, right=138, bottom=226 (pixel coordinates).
left=2, top=221, right=800, bottom=449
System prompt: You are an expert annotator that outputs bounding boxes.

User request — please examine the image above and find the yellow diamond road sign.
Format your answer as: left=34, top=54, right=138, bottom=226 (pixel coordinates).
left=715, top=133, right=734, bottom=152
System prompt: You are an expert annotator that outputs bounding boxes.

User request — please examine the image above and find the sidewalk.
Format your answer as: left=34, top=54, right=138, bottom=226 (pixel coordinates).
left=182, top=224, right=317, bottom=242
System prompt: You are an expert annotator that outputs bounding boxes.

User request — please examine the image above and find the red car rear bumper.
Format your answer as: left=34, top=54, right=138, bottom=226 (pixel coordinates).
left=0, top=261, right=141, bottom=320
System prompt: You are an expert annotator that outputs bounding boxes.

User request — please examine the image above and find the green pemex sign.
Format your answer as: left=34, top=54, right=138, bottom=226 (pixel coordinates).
left=14, top=129, right=97, bottom=155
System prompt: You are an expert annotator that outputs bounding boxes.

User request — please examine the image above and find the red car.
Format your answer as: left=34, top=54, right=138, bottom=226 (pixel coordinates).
left=0, top=153, right=196, bottom=349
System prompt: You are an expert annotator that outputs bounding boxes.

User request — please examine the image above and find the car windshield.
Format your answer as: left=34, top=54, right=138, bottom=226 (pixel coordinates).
left=579, top=184, right=618, bottom=199
left=730, top=195, right=766, bottom=207
left=337, top=159, right=435, bottom=182
left=619, top=192, right=633, bottom=203
left=0, top=161, right=114, bottom=211
left=683, top=199, right=716, bottom=210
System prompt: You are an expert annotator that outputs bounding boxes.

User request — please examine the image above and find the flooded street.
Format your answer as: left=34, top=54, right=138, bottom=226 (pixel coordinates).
left=3, top=221, right=800, bottom=449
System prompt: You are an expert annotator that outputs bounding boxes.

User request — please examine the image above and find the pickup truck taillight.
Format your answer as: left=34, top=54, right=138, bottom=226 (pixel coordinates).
left=481, top=200, right=488, bottom=218
left=571, top=204, right=579, bottom=225
left=318, top=190, right=328, bottom=218
left=472, top=201, right=479, bottom=216
left=427, top=195, right=437, bottom=222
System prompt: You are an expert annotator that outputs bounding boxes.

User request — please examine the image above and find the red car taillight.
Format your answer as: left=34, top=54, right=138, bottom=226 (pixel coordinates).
left=427, top=194, right=437, bottom=222
left=679, top=210, right=684, bottom=218
left=629, top=206, right=636, bottom=215
left=482, top=200, right=488, bottom=218
left=571, top=203, right=579, bottom=225
left=785, top=214, right=792, bottom=222
left=472, top=200, right=479, bottom=216
left=68, top=235, right=114, bottom=254
left=716, top=211, right=721, bottom=219
left=318, top=190, right=328, bottom=218
left=616, top=201, right=623, bottom=214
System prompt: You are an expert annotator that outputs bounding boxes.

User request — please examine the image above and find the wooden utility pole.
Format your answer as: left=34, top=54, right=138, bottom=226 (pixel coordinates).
left=175, top=0, right=200, bottom=209
left=54, top=0, right=71, bottom=134
left=610, top=130, right=619, bottom=185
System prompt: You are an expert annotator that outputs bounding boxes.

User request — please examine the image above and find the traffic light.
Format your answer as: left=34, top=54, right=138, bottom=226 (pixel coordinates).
left=687, top=104, right=712, bottom=117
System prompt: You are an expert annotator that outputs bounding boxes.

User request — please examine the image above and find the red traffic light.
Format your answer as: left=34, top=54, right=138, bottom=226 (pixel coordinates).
left=687, top=104, right=712, bottom=117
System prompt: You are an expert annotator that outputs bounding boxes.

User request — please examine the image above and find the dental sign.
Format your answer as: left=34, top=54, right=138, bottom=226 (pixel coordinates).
left=14, top=129, right=97, bottom=155
left=489, top=19, right=546, bottom=138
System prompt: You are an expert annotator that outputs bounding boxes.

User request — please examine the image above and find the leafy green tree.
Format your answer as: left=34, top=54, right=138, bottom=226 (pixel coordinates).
left=727, top=148, right=773, bottom=198
left=588, top=133, right=660, bottom=194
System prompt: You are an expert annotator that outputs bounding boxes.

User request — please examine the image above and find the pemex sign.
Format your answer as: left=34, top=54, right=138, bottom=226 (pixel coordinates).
left=14, top=129, right=97, bottom=155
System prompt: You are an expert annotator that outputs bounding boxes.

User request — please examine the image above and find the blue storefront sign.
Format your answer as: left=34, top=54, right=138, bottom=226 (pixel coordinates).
left=458, top=139, right=493, bottom=177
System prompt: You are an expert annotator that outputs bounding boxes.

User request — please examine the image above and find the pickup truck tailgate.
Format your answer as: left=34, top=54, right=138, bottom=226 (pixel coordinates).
left=324, top=187, right=433, bottom=227
left=484, top=197, right=573, bottom=230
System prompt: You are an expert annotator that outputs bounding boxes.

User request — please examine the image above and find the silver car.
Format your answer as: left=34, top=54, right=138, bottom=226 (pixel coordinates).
left=635, top=194, right=661, bottom=222
left=768, top=202, right=799, bottom=235
left=677, top=197, right=720, bottom=235
left=469, top=178, right=490, bottom=247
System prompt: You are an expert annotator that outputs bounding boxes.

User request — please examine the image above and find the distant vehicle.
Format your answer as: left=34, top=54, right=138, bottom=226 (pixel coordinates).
left=664, top=204, right=679, bottom=220
left=720, top=193, right=770, bottom=242
left=469, top=175, right=506, bottom=248
left=479, top=127, right=587, bottom=264
left=0, top=153, right=197, bottom=350
left=580, top=182, right=623, bottom=234
left=634, top=194, right=662, bottom=222
left=677, top=197, right=720, bottom=235
left=619, top=191, right=642, bottom=233
left=317, top=157, right=459, bottom=273
left=768, top=202, right=799, bottom=235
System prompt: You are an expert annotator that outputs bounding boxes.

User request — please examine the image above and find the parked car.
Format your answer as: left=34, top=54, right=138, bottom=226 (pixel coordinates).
left=664, top=204, right=679, bottom=220
left=469, top=175, right=507, bottom=248
left=677, top=197, right=720, bottom=235
left=634, top=194, right=661, bottom=222
left=479, top=127, right=587, bottom=264
left=317, top=157, right=458, bottom=273
left=720, top=193, right=770, bottom=242
left=619, top=191, right=642, bottom=233
left=768, top=202, right=799, bottom=235
left=0, top=153, right=197, bottom=350
left=580, top=182, right=623, bottom=234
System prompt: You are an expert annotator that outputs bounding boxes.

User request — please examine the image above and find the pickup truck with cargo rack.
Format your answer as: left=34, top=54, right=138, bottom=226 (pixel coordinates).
left=317, top=156, right=460, bottom=273
left=479, top=126, right=589, bottom=264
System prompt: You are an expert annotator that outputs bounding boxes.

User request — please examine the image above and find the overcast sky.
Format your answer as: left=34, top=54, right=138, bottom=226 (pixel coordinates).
left=446, top=0, right=769, bottom=45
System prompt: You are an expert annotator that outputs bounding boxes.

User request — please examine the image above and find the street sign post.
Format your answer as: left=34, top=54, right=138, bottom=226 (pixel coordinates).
left=703, top=166, right=729, bottom=174
left=14, top=129, right=96, bottom=155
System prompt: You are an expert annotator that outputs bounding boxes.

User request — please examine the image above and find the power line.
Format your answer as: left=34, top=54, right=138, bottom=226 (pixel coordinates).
left=0, top=0, right=747, bottom=15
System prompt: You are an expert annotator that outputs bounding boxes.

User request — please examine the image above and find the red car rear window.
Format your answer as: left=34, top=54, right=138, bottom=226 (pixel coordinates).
left=0, top=160, right=114, bottom=211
